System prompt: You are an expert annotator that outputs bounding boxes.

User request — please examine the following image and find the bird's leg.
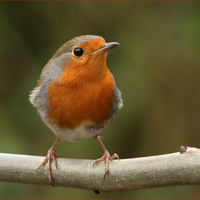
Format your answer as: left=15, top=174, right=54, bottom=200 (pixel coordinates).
left=36, top=137, right=60, bottom=186
left=93, top=135, right=119, bottom=180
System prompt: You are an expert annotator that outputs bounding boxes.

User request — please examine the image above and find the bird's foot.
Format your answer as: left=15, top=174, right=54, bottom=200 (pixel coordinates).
left=93, top=150, right=119, bottom=180
left=36, top=148, right=59, bottom=187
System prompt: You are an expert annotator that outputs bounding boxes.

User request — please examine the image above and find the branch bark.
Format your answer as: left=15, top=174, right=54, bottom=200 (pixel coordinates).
left=0, top=147, right=200, bottom=192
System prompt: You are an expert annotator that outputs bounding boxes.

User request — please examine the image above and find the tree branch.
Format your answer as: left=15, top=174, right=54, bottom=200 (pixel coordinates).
left=0, top=147, right=200, bottom=192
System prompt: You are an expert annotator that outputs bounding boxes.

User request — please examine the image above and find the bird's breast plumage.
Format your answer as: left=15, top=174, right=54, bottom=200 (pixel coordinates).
left=48, top=64, right=115, bottom=131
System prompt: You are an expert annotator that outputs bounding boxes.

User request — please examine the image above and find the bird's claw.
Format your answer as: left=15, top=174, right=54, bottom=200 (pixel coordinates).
left=36, top=148, right=59, bottom=186
left=93, top=150, right=119, bottom=180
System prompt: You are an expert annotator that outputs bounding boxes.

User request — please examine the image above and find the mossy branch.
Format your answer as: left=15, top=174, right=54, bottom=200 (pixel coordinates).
left=0, top=147, right=200, bottom=193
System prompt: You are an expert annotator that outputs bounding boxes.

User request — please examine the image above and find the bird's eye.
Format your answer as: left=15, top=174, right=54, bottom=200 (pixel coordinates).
left=73, top=47, right=84, bottom=57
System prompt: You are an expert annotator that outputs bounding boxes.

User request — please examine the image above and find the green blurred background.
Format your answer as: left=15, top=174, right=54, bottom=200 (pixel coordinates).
left=0, top=1, right=200, bottom=199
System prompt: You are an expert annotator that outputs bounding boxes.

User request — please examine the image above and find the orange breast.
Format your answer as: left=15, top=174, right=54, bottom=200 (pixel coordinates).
left=47, top=60, right=114, bottom=130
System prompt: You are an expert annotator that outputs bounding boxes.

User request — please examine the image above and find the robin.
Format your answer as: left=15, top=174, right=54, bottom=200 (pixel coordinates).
left=29, top=35, right=123, bottom=185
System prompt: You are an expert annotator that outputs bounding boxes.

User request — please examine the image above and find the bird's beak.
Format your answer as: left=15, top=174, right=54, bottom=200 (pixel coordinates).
left=92, top=42, right=119, bottom=54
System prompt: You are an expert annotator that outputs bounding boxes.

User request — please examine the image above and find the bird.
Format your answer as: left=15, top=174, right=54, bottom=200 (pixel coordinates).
left=29, top=35, right=123, bottom=186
